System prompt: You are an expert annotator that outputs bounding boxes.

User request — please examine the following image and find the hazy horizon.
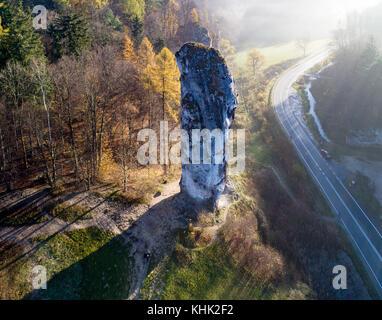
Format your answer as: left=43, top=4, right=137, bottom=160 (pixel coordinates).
left=204, top=0, right=382, bottom=48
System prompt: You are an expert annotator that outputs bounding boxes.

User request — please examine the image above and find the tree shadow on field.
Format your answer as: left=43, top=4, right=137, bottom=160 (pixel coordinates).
left=24, top=191, right=208, bottom=300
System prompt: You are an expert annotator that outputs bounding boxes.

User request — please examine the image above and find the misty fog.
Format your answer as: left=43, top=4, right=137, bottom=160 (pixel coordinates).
left=203, top=0, right=382, bottom=48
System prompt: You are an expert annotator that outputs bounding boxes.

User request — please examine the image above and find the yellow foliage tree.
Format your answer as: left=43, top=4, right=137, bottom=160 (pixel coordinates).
left=143, top=47, right=180, bottom=122
left=0, top=2, right=9, bottom=38
left=61, top=0, right=108, bottom=15
left=138, top=37, right=155, bottom=68
left=191, top=8, right=199, bottom=23
left=246, top=49, right=266, bottom=77
left=0, top=16, right=4, bottom=37
left=98, top=148, right=117, bottom=182
left=219, top=39, right=236, bottom=66
left=123, top=34, right=137, bottom=63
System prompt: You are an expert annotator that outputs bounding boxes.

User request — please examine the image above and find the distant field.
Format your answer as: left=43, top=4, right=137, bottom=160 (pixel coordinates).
left=235, top=39, right=330, bottom=67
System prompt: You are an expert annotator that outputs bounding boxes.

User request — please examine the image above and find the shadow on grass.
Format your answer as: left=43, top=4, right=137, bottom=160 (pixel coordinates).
left=25, top=234, right=131, bottom=300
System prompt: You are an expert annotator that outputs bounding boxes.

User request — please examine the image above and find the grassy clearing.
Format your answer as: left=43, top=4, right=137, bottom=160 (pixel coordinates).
left=0, top=227, right=131, bottom=300
left=247, top=132, right=272, bottom=166
left=0, top=242, right=32, bottom=299
left=235, top=39, right=330, bottom=68
left=160, top=241, right=314, bottom=300
left=160, top=242, right=268, bottom=300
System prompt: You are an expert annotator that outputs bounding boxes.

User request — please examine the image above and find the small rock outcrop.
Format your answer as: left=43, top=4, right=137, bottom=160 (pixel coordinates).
left=175, top=43, right=237, bottom=206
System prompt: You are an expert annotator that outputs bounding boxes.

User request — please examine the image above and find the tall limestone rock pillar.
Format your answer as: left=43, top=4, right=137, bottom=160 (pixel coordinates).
left=175, top=43, right=238, bottom=206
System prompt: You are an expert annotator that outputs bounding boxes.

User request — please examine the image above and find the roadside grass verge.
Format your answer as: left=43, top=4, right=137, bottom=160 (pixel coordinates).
left=336, top=225, right=380, bottom=299
left=0, top=227, right=131, bottom=300
left=346, top=171, right=382, bottom=223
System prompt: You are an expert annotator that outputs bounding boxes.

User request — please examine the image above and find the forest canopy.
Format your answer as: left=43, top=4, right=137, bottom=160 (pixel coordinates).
left=0, top=0, right=215, bottom=192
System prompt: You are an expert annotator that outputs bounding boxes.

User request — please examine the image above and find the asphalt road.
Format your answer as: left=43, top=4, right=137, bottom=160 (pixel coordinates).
left=272, top=50, right=382, bottom=298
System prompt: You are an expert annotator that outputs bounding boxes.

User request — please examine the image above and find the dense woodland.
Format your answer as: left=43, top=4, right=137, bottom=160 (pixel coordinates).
left=0, top=0, right=226, bottom=193
left=311, top=14, right=382, bottom=143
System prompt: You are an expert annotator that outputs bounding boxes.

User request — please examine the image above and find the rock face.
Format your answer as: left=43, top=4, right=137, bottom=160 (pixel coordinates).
left=175, top=43, right=237, bottom=206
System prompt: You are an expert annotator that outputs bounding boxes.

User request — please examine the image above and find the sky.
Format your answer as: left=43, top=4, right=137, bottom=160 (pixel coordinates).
left=205, top=0, right=382, bottom=47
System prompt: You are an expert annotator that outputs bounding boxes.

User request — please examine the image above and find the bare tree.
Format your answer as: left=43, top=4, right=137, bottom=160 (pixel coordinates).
left=31, top=58, right=57, bottom=187
left=51, top=55, right=83, bottom=181
left=296, top=38, right=309, bottom=57
left=179, top=0, right=196, bottom=25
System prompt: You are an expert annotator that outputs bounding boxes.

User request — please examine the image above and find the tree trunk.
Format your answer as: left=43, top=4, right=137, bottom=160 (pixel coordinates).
left=34, top=123, right=54, bottom=188
left=41, top=84, right=56, bottom=187
left=67, top=98, right=80, bottom=181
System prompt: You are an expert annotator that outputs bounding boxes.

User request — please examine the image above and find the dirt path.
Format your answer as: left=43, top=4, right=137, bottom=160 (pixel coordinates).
left=203, top=192, right=233, bottom=244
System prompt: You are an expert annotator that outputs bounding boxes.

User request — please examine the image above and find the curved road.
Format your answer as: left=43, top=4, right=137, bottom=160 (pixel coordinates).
left=273, top=50, right=382, bottom=298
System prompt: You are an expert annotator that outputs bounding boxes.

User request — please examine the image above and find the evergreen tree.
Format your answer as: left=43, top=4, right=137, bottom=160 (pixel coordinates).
left=131, top=15, right=144, bottom=44
left=0, top=1, right=44, bottom=67
left=153, top=37, right=165, bottom=53
left=48, top=13, right=91, bottom=60
left=103, top=8, right=123, bottom=31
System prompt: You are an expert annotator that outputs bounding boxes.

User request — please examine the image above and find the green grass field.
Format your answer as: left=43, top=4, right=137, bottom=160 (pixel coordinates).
left=235, top=39, right=330, bottom=68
